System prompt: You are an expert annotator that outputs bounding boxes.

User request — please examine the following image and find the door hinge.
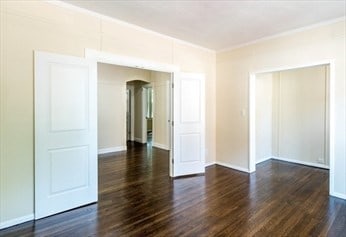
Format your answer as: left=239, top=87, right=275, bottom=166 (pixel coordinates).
left=172, top=83, right=174, bottom=89
left=172, top=159, right=174, bottom=164
left=172, top=121, right=174, bottom=126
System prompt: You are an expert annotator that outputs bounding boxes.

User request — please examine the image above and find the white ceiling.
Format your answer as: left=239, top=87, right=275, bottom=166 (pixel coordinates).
left=62, top=0, right=346, bottom=51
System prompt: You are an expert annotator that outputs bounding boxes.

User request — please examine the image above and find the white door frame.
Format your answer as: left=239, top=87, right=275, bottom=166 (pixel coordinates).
left=126, top=89, right=131, bottom=141
left=85, top=49, right=179, bottom=177
left=141, top=87, right=148, bottom=144
left=249, top=60, right=336, bottom=196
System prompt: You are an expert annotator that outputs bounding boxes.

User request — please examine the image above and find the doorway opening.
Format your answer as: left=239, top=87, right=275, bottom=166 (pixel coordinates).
left=34, top=50, right=206, bottom=221
left=126, top=80, right=151, bottom=145
left=86, top=49, right=206, bottom=178
left=249, top=61, right=335, bottom=196
left=97, top=63, right=171, bottom=157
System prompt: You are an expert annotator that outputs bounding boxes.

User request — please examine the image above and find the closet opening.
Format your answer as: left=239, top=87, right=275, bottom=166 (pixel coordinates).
left=249, top=62, right=335, bottom=196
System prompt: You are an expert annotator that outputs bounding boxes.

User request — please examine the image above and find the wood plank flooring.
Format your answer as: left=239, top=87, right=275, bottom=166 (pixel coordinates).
left=1, top=142, right=345, bottom=236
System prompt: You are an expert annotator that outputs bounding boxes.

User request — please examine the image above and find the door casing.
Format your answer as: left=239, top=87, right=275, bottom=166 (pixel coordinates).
left=85, top=49, right=204, bottom=177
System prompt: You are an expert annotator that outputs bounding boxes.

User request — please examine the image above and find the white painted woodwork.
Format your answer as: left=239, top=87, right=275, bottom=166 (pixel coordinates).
left=141, top=88, right=148, bottom=143
left=126, top=89, right=131, bottom=140
left=35, top=51, right=97, bottom=219
left=173, top=73, right=205, bottom=176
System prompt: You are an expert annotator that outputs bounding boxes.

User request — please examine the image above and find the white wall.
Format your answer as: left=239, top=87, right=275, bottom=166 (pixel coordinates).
left=0, top=0, right=216, bottom=225
left=217, top=20, right=345, bottom=198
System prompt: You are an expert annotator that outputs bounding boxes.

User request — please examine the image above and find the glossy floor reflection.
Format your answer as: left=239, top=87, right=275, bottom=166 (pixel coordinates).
left=1, top=142, right=345, bottom=236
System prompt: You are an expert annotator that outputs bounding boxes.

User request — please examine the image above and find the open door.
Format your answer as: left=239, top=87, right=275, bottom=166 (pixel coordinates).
left=173, top=72, right=205, bottom=177
left=35, top=51, right=97, bottom=219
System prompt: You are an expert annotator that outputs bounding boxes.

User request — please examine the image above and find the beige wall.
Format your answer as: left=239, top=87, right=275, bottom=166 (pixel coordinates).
left=278, top=65, right=328, bottom=166
left=98, top=64, right=170, bottom=150
left=151, top=71, right=171, bottom=149
left=256, top=66, right=328, bottom=167
left=0, top=1, right=216, bottom=225
left=1, top=0, right=344, bottom=227
left=98, top=78, right=126, bottom=151
left=133, top=81, right=148, bottom=142
left=255, top=73, right=273, bottom=163
left=97, top=63, right=150, bottom=152
left=216, top=20, right=345, bottom=196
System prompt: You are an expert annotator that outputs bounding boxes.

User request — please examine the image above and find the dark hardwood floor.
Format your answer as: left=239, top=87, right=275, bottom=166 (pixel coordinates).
left=1, top=142, right=345, bottom=237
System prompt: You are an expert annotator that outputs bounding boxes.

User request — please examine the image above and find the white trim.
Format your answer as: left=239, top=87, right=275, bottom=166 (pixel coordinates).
left=330, top=192, right=346, bottom=200
left=169, top=75, right=174, bottom=177
left=48, top=1, right=213, bottom=53
left=328, top=61, right=336, bottom=198
left=141, top=88, right=147, bottom=144
left=256, top=157, right=272, bottom=164
left=85, top=49, right=179, bottom=73
left=216, top=161, right=251, bottom=173
left=152, top=142, right=169, bottom=151
left=272, top=157, right=330, bottom=170
left=249, top=60, right=336, bottom=196
left=134, top=137, right=146, bottom=144
left=0, top=214, right=34, bottom=230
left=126, top=85, right=135, bottom=142
left=98, top=146, right=127, bottom=155
left=251, top=60, right=335, bottom=75
left=218, top=17, right=346, bottom=52
left=249, top=73, right=256, bottom=172
left=205, top=162, right=216, bottom=167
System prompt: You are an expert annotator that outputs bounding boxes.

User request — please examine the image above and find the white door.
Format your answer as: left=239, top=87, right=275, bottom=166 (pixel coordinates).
left=35, top=51, right=97, bottom=219
left=173, top=73, right=205, bottom=176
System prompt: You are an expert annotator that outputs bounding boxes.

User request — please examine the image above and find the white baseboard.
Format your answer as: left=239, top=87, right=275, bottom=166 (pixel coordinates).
left=205, top=161, right=216, bottom=167
left=134, top=137, right=145, bottom=143
left=330, top=191, right=346, bottom=200
left=152, top=142, right=169, bottom=150
left=98, top=146, right=127, bottom=155
left=256, top=157, right=272, bottom=164
left=272, top=156, right=330, bottom=169
left=216, top=161, right=250, bottom=173
left=0, top=213, right=34, bottom=230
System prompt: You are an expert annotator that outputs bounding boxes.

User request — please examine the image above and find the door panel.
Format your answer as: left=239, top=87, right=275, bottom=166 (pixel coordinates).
left=50, top=65, right=88, bottom=131
left=49, top=146, right=89, bottom=194
left=35, top=51, right=97, bottom=219
left=173, top=73, right=205, bottom=177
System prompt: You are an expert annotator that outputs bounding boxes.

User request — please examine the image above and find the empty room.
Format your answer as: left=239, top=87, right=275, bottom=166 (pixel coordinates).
left=0, top=0, right=345, bottom=236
